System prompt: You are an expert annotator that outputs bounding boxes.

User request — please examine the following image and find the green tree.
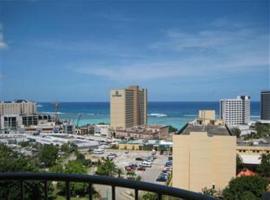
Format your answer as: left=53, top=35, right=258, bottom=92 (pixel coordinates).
left=168, top=126, right=177, bottom=133
left=255, top=122, right=270, bottom=138
left=57, top=161, right=88, bottom=197
left=18, top=141, right=31, bottom=147
left=38, top=144, right=59, bottom=167
left=202, top=187, right=218, bottom=197
left=257, top=154, right=270, bottom=177
left=76, top=152, right=91, bottom=167
left=96, top=158, right=118, bottom=176
left=0, top=144, right=54, bottom=200
left=142, top=192, right=157, bottom=200
left=236, top=154, right=243, bottom=173
left=230, top=128, right=241, bottom=138
left=223, top=176, right=269, bottom=200
left=50, top=163, right=64, bottom=173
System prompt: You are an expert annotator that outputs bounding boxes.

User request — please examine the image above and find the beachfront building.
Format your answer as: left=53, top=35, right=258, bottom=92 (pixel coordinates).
left=173, top=118, right=236, bottom=192
left=220, top=96, right=250, bottom=126
left=114, top=125, right=169, bottom=140
left=261, top=90, right=270, bottom=120
left=110, top=85, right=147, bottom=129
left=0, top=100, right=37, bottom=115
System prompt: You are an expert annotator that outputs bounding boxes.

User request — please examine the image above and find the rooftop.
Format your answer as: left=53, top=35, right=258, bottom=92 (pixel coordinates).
left=178, top=122, right=232, bottom=136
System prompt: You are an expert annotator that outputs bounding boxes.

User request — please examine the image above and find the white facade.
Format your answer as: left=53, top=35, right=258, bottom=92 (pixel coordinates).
left=94, top=125, right=110, bottom=137
left=0, top=114, right=23, bottom=130
left=220, top=96, right=250, bottom=126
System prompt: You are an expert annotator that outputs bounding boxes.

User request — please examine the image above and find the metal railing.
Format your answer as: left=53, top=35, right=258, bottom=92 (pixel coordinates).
left=0, top=172, right=216, bottom=200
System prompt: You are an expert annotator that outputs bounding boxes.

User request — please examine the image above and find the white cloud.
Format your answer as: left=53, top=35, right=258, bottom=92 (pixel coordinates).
left=0, top=24, right=8, bottom=49
left=73, top=53, right=268, bottom=81
left=72, top=21, right=269, bottom=81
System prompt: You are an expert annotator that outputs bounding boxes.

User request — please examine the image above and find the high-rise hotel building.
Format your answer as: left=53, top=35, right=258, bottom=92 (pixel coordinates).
left=110, top=85, right=147, bottom=129
left=261, top=91, right=270, bottom=120
left=220, top=96, right=250, bottom=126
left=0, top=99, right=37, bottom=115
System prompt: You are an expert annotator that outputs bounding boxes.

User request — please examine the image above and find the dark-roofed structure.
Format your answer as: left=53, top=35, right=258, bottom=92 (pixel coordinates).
left=178, top=122, right=232, bottom=136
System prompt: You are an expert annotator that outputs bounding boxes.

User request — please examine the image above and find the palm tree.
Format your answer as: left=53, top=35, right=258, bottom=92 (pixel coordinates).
left=96, top=158, right=118, bottom=176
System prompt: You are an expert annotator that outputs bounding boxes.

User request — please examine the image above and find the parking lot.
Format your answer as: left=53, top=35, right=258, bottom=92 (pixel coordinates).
left=91, top=149, right=170, bottom=200
left=91, top=149, right=169, bottom=184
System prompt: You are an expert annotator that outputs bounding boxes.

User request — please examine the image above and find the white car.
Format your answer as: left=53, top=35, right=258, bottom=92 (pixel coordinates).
left=140, top=161, right=152, bottom=167
left=93, top=149, right=104, bottom=154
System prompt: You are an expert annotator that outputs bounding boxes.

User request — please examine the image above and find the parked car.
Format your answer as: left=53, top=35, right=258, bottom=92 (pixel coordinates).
left=135, top=157, right=144, bottom=161
left=165, top=161, right=172, bottom=167
left=156, top=175, right=167, bottom=182
left=137, top=166, right=146, bottom=171
left=93, top=149, right=104, bottom=154
left=140, top=161, right=152, bottom=168
left=125, top=166, right=135, bottom=172
left=163, top=166, right=172, bottom=172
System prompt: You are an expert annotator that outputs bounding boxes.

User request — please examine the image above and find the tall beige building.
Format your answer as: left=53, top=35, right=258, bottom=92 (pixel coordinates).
left=173, top=119, right=236, bottom=193
left=0, top=100, right=37, bottom=115
left=110, top=85, right=147, bottom=129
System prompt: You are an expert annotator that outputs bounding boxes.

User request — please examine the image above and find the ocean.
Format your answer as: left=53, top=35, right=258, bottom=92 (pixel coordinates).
left=38, top=102, right=261, bottom=129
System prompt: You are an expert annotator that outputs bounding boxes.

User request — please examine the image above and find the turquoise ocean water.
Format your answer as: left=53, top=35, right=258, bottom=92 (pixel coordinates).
left=38, top=102, right=260, bottom=129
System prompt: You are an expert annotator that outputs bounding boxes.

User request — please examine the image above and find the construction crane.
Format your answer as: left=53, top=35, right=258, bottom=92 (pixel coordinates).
left=76, top=113, right=82, bottom=128
left=53, top=102, right=60, bottom=124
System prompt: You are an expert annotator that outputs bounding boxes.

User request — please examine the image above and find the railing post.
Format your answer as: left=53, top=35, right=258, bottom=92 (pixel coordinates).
left=135, top=189, right=138, bottom=200
left=112, top=185, right=115, bottom=200
left=66, top=181, right=70, bottom=200
left=44, top=180, right=48, bottom=200
left=157, top=193, right=162, bottom=200
left=19, top=180, right=24, bottom=200
left=88, top=183, right=92, bottom=200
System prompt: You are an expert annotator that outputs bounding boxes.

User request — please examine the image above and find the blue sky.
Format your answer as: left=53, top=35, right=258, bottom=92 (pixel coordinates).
left=0, top=0, right=269, bottom=102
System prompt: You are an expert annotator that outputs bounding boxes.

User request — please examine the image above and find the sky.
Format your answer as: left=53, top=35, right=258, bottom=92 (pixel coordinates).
left=0, top=0, right=269, bottom=102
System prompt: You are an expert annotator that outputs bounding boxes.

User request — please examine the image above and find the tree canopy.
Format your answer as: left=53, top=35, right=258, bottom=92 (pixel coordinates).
left=38, top=144, right=59, bottom=167
left=168, top=125, right=177, bottom=133
left=0, top=144, right=48, bottom=200
left=257, top=153, right=270, bottom=177
left=96, top=158, right=118, bottom=176
left=223, top=176, right=269, bottom=200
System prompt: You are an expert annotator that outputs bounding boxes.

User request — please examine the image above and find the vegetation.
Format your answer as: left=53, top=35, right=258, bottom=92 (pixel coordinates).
left=257, top=153, right=270, bottom=177
left=244, top=122, right=270, bottom=139
left=75, top=152, right=92, bottom=167
left=18, top=141, right=31, bottom=147
left=168, top=125, right=177, bottom=133
left=0, top=144, right=54, bottom=200
left=254, top=122, right=270, bottom=138
left=142, top=192, right=158, bottom=200
left=38, top=144, right=59, bottom=167
left=202, top=187, right=218, bottom=197
left=55, top=161, right=88, bottom=197
left=236, top=154, right=244, bottom=173
left=230, top=127, right=241, bottom=138
left=96, top=158, right=119, bottom=176
left=223, top=176, right=269, bottom=200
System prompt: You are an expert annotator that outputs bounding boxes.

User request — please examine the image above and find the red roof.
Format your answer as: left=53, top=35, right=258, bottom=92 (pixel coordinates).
left=237, top=169, right=256, bottom=177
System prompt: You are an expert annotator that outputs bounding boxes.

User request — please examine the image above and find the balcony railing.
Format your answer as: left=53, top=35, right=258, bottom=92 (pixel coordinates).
left=0, top=172, right=216, bottom=200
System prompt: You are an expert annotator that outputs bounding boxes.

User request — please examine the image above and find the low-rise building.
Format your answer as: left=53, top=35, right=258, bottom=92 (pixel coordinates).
left=0, top=114, right=22, bottom=130
left=114, top=125, right=169, bottom=140
left=237, top=139, right=270, bottom=165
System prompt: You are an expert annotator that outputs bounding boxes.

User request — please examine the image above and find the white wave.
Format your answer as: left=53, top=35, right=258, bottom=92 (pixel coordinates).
left=87, top=113, right=95, bottom=116
left=183, top=114, right=197, bottom=117
left=43, top=112, right=64, bottom=115
left=251, top=115, right=260, bottom=118
left=148, top=113, right=167, bottom=117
